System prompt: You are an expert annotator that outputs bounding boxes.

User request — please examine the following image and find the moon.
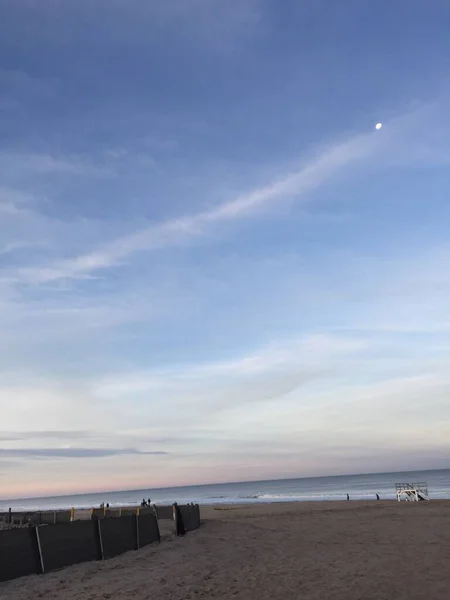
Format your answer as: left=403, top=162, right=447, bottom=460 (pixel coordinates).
left=375, top=122, right=383, bottom=130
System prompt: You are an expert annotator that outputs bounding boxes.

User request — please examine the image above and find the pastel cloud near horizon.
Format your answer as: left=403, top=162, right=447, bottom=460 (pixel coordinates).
left=1, top=0, right=450, bottom=500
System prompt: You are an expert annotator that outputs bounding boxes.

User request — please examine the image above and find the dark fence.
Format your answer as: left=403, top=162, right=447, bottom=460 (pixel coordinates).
left=0, top=512, right=161, bottom=584
left=175, top=504, right=201, bottom=536
left=39, top=511, right=57, bottom=525
left=41, top=510, right=72, bottom=525
left=154, top=505, right=174, bottom=520
left=192, top=504, right=201, bottom=529
left=1, top=504, right=167, bottom=525
left=119, top=508, right=137, bottom=517
left=0, top=510, right=72, bottom=526
left=90, top=506, right=157, bottom=520
left=100, top=515, right=137, bottom=559
left=0, top=528, right=38, bottom=582
left=38, top=521, right=98, bottom=572
left=0, top=504, right=200, bottom=583
left=139, top=513, right=161, bottom=546
left=139, top=507, right=157, bottom=517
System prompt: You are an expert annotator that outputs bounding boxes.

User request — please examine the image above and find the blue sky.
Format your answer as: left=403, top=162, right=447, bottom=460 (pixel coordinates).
left=1, top=0, right=450, bottom=498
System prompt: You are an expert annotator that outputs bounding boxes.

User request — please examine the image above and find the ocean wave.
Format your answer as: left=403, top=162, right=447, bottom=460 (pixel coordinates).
left=191, top=491, right=400, bottom=505
left=238, top=495, right=260, bottom=499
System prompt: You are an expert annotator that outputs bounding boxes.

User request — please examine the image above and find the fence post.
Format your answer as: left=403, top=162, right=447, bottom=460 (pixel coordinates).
left=93, top=517, right=104, bottom=560
left=53, top=511, right=57, bottom=524
left=188, top=503, right=193, bottom=531
left=173, top=503, right=185, bottom=536
left=133, top=512, right=140, bottom=550
left=70, top=507, right=75, bottom=522
left=155, top=513, right=161, bottom=543
left=8, top=507, right=12, bottom=524
left=29, top=526, right=45, bottom=574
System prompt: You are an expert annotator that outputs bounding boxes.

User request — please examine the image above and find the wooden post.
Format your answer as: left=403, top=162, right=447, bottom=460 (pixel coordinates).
left=172, top=503, right=177, bottom=535
left=133, top=513, right=140, bottom=550
left=29, top=527, right=43, bottom=574
left=187, top=503, right=193, bottom=531
left=93, top=518, right=104, bottom=560
left=29, top=526, right=45, bottom=573
left=70, top=507, right=75, bottom=522
left=8, top=507, right=12, bottom=524
left=173, top=503, right=185, bottom=536
left=36, top=527, right=45, bottom=573
left=155, top=514, right=161, bottom=543
left=53, top=511, right=57, bottom=524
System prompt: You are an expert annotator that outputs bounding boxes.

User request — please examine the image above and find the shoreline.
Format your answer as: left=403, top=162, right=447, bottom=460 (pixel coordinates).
left=1, top=497, right=400, bottom=513
left=0, top=496, right=440, bottom=514
left=1, top=493, right=435, bottom=512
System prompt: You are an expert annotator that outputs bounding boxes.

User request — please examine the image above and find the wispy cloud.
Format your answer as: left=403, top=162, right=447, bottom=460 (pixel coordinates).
left=0, top=430, right=95, bottom=442
left=0, top=0, right=263, bottom=53
left=0, top=152, right=112, bottom=177
left=0, top=447, right=168, bottom=458
left=17, top=130, right=382, bottom=284
left=0, top=186, right=37, bottom=217
left=0, top=240, right=47, bottom=255
left=91, top=334, right=365, bottom=422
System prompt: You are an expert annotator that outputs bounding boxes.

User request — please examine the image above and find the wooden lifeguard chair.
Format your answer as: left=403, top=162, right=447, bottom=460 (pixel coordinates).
left=395, top=482, right=429, bottom=502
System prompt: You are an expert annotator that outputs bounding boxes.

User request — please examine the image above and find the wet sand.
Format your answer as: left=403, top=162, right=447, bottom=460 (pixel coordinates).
left=2, top=501, right=450, bottom=599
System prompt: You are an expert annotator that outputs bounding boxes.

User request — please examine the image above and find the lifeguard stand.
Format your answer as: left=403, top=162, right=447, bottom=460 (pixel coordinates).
left=395, top=482, right=429, bottom=502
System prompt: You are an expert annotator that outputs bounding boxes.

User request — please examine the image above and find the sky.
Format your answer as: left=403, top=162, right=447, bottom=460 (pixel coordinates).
left=1, top=0, right=450, bottom=500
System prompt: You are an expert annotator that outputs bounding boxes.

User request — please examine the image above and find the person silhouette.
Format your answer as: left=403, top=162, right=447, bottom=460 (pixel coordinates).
left=346, top=494, right=350, bottom=501
left=376, top=494, right=380, bottom=501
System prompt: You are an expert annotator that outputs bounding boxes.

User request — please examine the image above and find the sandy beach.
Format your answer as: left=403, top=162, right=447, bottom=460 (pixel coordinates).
left=2, top=501, right=450, bottom=599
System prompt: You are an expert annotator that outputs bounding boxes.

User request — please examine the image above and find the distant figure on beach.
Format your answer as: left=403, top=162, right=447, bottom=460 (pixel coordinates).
left=100, top=502, right=104, bottom=509
left=106, top=503, right=110, bottom=508
left=141, top=498, right=148, bottom=507
left=376, top=494, right=380, bottom=501
left=346, top=494, right=350, bottom=501
left=148, top=498, right=151, bottom=505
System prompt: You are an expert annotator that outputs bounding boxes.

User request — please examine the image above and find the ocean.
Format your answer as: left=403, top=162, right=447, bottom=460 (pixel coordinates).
left=2, top=469, right=449, bottom=512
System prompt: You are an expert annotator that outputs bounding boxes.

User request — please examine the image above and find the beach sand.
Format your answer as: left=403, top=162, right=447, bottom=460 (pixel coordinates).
left=2, top=500, right=450, bottom=599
